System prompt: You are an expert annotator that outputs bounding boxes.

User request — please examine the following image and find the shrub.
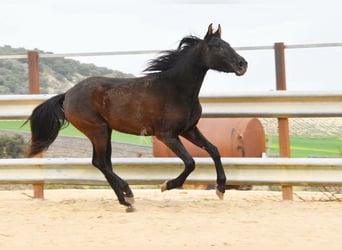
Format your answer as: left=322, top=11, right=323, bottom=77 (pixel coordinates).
left=0, top=133, right=27, bottom=158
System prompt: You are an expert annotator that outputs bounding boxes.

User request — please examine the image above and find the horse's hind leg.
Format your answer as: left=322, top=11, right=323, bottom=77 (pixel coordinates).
left=105, top=129, right=134, bottom=204
left=88, top=126, right=134, bottom=211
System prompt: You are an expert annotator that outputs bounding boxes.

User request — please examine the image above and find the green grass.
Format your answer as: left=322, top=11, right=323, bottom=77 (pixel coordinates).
left=0, top=120, right=152, bottom=146
left=267, top=135, right=342, bottom=158
left=1, top=121, right=341, bottom=157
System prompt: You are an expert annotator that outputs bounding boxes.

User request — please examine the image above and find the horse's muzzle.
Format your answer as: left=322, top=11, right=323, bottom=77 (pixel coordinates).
left=234, top=58, right=248, bottom=76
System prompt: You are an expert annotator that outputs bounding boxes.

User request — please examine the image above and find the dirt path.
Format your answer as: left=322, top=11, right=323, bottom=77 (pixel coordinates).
left=0, top=189, right=341, bottom=250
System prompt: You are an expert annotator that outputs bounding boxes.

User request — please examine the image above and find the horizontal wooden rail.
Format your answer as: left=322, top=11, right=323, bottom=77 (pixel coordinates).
left=0, top=157, right=342, bottom=186
left=1, top=91, right=342, bottom=120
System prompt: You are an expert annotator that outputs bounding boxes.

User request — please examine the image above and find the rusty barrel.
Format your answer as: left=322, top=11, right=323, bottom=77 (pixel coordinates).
left=153, top=118, right=265, bottom=158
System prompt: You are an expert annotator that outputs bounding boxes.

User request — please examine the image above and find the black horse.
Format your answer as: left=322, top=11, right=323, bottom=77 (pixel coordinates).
left=27, top=24, right=247, bottom=212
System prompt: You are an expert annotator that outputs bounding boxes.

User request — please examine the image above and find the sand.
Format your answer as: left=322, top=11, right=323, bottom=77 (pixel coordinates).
left=0, top=188, right=341, bottom=250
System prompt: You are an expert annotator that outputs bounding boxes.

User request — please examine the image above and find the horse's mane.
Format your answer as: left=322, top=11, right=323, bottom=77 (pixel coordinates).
left=144, top=36, right=202, bottom=74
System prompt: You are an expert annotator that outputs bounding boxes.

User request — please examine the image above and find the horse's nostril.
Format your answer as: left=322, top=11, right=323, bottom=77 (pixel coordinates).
left=239, top=60, right=246, bottom=69
left=238, top=60, right=247, bottom=69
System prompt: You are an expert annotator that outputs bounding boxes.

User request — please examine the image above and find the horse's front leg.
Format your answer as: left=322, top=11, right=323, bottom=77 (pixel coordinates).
left=181, top=126, right=226, bottom=199
left=156, top=133, right=195, bottom=191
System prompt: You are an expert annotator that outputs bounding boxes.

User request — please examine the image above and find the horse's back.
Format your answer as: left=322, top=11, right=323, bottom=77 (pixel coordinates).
left=64, top=76, right=136, bottom=108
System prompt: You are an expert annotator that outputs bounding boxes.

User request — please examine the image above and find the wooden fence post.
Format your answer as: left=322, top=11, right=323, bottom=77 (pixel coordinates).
left=27, top=51, right=40, bottom=95
left=27, top=51, right=44, bottom=199
left=274, top=42, right=293, bottom=200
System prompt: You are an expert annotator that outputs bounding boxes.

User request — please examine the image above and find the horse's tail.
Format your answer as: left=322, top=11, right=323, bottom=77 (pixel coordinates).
left=26, top=93, right=67, bottom=157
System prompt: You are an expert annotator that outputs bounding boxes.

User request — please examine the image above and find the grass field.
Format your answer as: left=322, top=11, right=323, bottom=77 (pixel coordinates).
left=0, top=120, right=152, bottom=146
left=267, top=135, right=341, bottom=158
left=0, top=120, right=341, bottom=157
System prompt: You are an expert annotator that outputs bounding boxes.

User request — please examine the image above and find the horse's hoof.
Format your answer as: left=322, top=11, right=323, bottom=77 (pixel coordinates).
left=124, top=196, right=135, bottom=205
left=216, top=187, right=225, bottom=200
left=125, top=205, right=136, bottom=213
left=161, top=180, right=168, bottom=192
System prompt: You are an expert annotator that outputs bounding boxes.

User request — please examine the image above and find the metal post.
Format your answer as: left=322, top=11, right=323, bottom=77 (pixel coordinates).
left=274, top=42, right=293, bottom=200
left=27, top=51, right=44, bottom=199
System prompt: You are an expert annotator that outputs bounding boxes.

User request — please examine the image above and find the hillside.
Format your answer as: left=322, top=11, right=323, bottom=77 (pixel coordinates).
left=0, top=45, right=134, bottom=94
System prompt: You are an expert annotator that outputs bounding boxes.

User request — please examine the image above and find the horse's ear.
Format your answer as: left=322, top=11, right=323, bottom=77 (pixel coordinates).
left=204, top=23, right=213, bottom=40
left=215, top=24, right=222, bottom=38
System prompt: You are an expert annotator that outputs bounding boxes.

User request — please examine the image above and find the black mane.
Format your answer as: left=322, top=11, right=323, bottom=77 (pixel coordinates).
left=144, top=36, right=202, bottom=74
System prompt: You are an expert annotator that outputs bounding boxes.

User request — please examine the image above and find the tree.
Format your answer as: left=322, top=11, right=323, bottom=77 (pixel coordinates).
left=0, top=45, right=134, bottom=94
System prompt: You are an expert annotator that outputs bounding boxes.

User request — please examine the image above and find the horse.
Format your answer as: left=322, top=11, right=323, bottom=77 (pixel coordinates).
left=26, top=24, right=247, bottom=212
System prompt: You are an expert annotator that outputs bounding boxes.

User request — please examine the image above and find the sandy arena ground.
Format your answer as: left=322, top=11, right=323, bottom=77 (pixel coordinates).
left=0, top=188, right=341, bottom=250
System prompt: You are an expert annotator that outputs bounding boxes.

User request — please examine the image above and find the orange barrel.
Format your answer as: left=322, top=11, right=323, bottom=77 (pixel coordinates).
left=153, top=118, right=265, bottom=158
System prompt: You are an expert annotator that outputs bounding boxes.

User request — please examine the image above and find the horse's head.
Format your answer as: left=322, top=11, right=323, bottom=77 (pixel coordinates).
left=203, top=24, right=247, bottom=76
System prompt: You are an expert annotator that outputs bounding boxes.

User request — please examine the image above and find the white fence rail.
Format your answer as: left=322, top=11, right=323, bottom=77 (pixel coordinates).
left=1, top=157, right=342, bottom=186
left=1, top=91, right=342, bottom=119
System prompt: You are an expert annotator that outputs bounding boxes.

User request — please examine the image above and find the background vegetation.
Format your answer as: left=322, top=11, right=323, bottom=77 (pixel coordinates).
left=0, top=133, right=26, bottom=158
left=0, top=45, right=134, bottom=94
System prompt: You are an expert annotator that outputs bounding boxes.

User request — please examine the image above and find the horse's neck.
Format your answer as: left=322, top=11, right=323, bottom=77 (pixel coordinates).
left=181, top=69, right=207, bottom=98
left=168, top=50, right=207, bottom=98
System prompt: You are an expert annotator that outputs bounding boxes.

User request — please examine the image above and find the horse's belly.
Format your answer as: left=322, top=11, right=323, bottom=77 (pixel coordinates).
left=107, top=117, right=154, bottom=136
